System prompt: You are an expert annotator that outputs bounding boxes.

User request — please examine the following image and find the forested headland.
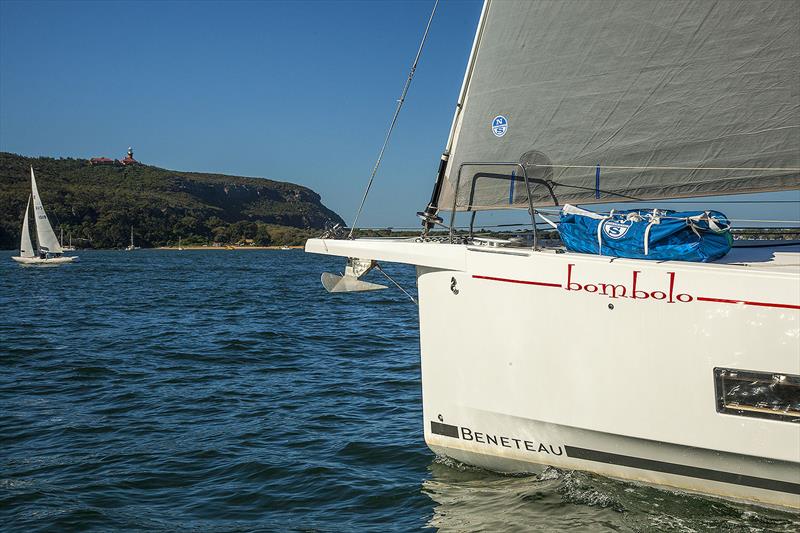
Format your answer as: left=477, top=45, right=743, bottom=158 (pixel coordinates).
left=0, top=152, right=345, bottom=249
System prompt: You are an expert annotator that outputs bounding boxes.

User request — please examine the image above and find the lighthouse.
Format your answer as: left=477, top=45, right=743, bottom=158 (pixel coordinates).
left=121, top=146, right=139, bottom=166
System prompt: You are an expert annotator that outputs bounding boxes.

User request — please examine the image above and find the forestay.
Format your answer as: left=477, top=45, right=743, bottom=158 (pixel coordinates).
left=30, top=167, right=63, bottom=254
left=437, top=0, right=800, bottom=212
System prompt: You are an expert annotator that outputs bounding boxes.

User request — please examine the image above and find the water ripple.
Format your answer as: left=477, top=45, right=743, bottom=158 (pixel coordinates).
left=1, top=250, right=797, bottom=531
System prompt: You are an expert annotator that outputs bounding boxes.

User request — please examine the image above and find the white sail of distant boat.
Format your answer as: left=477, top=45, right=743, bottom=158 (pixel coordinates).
left=126, top=226, right=139, bottom=251
left=30, top=167, right=63, bottom=255
left=19, top=196, right=34, bottom=258
left=12, top=166, right=77, bottom=265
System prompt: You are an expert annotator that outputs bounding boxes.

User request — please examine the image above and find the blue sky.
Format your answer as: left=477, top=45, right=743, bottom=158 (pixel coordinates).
left=1, top=0, right=796, bottom=228
left=1, top=0, right=482, bottom=227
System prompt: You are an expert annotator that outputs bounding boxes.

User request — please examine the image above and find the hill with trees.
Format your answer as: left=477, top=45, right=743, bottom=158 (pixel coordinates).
left=0, top=152, right=345, bottom=249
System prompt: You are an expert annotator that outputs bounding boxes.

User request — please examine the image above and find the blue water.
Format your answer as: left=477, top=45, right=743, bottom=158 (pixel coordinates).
left=1, top=250, right=798, bottom=532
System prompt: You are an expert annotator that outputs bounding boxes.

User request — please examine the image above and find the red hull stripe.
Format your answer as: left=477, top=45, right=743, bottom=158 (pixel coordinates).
left=472, top=275, right=562, bottom=288
left=696, top=297, right=800, bottom=310
left=473, top=275, right=799, bottom=310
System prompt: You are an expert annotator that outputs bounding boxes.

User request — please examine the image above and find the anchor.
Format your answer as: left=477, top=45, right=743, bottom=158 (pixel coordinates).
left=321, top=257, right=388, bottom=293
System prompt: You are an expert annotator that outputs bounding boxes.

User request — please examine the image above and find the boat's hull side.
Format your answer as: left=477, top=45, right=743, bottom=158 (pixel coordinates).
left=12, top=256, right=78, bottom=265
left=304, top=237, right=800, bottom=509
left=416, top=249, right=800, bottom=510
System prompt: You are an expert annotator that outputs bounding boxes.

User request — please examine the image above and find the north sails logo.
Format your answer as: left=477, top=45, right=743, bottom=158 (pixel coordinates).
left=602, top=221, right=630, bottom=239
left=491, top=115, right=508, bottom=137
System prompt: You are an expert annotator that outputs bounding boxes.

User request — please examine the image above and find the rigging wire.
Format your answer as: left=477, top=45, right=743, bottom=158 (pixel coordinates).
left=449, top=164, right=799, bottom=208
left=375, top=264, right=418, bottom=305
left=539, top=171, right=799, bottom=203
left=348, top=0, right=439, bottom=238
left=350, top=213, right=800, bottom=232
left=619, top=200, right=800, bottom=204
left=531, top=207, right=799, bottom=225
left=528, top=163, right=800, bottom=172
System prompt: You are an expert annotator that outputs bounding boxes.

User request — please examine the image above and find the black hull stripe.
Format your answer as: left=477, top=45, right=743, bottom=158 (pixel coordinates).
left=430, top=421, right=460, bottom=438
left=565, top=446, right=800, bottom=495
left=429, top=422, right=799, bottom=495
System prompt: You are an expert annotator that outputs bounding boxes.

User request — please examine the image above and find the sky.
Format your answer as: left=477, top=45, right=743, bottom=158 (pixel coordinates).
left=1, top=0, right=797, bottom=228
left=0, top=0, right=482, bottom=228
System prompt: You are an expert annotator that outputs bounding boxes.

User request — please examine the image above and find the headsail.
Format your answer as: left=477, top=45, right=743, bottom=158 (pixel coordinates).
left=19, top=195, right=34, bottom=258
left=437, top=0, right=800, bottom=212
left=30, top=166, right=63, bottom=254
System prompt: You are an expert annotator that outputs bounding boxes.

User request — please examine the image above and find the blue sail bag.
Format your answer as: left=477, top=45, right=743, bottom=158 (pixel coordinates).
left=557, top=205, right=732, bottom=262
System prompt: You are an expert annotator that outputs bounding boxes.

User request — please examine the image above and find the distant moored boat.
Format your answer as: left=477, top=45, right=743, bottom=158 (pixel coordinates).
left=126, top=226, right=140, bottom=251
left=60, top=227, right=76, bottom=251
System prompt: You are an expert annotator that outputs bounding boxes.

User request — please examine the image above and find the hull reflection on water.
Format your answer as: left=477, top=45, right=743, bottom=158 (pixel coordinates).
left=422, top=458, right=800, bottom=532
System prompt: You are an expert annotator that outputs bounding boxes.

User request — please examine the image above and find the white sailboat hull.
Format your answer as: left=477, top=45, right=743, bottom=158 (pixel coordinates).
left=306, top=238, right=800, bottom=509
left=12, top=255, right=78, bottom=265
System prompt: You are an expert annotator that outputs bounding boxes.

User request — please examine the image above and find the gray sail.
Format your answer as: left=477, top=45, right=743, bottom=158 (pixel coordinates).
left=19, top=195, right=34, bottom=258
left=30, top=166, right=63, bottom=254
left=437, top=0, right=800, bottom=212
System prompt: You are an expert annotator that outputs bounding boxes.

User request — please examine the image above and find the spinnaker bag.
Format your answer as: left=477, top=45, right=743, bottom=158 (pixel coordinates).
left=557, top=205, right=732, bottom=262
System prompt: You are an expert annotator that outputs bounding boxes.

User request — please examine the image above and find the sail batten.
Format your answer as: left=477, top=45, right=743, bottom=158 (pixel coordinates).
left=20, top=195, right=34, bottom=258
left=437, top=0, right=800, bottom=211
left=30, top=167, right=63, bottom=254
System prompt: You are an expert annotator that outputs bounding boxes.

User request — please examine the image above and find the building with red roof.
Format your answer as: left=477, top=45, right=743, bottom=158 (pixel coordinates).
left=120, top=147, right=139, bottom=166
left=89, top=147, right=140, bottom=166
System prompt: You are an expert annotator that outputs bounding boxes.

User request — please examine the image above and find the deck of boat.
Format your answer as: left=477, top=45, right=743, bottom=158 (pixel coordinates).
left=715, top=241, right=800, bottom=274
left=307, top=237, right=800, bottom=275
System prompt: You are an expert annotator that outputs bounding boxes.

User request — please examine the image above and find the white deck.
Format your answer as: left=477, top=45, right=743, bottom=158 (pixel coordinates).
left=305, top=238, right=800, bottom=275
left=716, top=241, right=800, bottom=273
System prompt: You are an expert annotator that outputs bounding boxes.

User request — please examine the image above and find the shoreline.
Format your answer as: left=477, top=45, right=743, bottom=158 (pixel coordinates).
left=1, top=246, right=305, bottom=251
left=155, top=245, right=303, bottom=250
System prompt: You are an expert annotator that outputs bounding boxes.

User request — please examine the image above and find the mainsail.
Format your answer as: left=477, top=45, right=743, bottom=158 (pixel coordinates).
left=19, top=195, right=34, bottom=258
left=436, top=0, right=800, bottom=212
left=30, top=166, right=63, bottom=254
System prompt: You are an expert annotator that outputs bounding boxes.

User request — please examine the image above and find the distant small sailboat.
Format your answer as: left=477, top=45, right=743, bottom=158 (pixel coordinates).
left=12, top=167, right=78, bottom=265
left=126, top=226, right=140, bottom=251
left=60, top=227, right=76, bottom=251
left=178, top=237, right=184, bottom=251
left=280, top=245, right=291, bottom=250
